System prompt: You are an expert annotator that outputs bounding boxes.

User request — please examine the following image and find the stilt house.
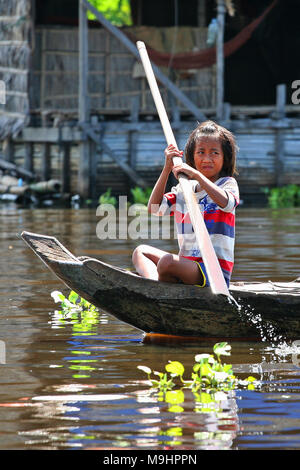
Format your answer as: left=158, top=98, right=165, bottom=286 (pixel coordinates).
left=0, top=0, right=299, bottom=203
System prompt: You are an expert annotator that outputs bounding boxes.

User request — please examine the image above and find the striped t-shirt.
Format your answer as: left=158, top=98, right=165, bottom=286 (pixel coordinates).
left=154, top=177, right=239, bottom=286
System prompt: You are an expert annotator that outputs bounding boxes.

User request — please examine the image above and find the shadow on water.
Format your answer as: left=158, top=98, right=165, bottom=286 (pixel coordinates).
left=0, top=205, right=299, bottom=449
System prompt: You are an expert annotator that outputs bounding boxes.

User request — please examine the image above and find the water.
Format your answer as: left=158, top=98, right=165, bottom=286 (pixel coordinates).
left=0, top=205, right=300, bottom=450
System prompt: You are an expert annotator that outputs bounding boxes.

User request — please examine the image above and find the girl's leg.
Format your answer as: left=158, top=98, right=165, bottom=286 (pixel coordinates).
left=157, top=254, right=205, bottom=285
left=132, top=244, right=171, bottom=280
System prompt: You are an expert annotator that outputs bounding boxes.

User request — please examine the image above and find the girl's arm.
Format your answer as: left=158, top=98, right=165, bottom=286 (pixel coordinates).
left=147, top=145, right=183, bottom=213
left=172, top=163, right=228, bottom=208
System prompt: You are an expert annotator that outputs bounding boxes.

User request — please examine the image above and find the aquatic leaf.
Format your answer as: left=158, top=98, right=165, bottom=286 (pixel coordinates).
left=137, top=365, right=152, bottom=375
left=163, top=426, right=183, bottom=436
left=165, top=390, right=185, bottom=405
left=153, top=371, right=164, bottom=378
left=68, top=291, right=79, bottom=304
left=246, top=376, right=257, bottom=383
left=196, top=392, right=213, bottom=404
left=213, top=371, right=229, bottom=383
left=200, top=363, right=212, bottom=377
left=150, top=380, right=160, bottom=387
left=213, top=342, right=231, bottom=357
left=51, top=291, right=65, bottom=303
left=223, top=364, right=233, bottom=373
left=195, top=353, right=212, bottom=363
left=168, top=405, right=184, bottom=413
left=165, top=361, right=184, bottom=377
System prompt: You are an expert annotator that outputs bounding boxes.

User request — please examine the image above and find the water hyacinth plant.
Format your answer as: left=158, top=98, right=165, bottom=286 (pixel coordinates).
left=138, top=342, right=258, bottom=394
left=51, top=290, right=98, bottom=314
left=50, top=290, right=100, bottom=335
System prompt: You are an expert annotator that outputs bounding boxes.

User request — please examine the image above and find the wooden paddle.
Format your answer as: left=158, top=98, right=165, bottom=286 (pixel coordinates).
left=137, top=41, right=229, bottom=296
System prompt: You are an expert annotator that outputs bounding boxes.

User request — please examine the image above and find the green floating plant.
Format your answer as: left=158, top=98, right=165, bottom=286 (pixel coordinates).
left=50, top=290, right=100, bottom=336
left=137, top=342, right=258, bottom=394
left=51, top=290, right=98, bottom=314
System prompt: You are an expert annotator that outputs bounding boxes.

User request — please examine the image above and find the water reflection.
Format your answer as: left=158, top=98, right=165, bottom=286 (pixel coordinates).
left=0, top=205, right=300, bottom=449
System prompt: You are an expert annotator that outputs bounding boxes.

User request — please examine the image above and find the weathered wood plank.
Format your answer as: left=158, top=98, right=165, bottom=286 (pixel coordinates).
left=81, top=0, right=207, bottom=122
left=80, top=122, right=148, bottom=188
left=61, top=142, right=71, bottom=193
left=216, top=0, right=225, bottom=121
left=78, top=0, right=91, bottom=198
left=41, top=143, right=51, bottom=180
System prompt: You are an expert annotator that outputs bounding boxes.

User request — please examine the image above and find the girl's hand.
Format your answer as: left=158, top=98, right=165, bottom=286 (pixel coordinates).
left=164, top=144, right=183, bottom=172
left=172, top=162, right=200, bottom=181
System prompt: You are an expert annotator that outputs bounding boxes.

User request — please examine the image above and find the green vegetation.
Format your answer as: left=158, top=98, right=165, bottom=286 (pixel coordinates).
left=263, top=184, right=300, bottom=208
left=98, top=188, right=118, bottom=206
left=130, top=186, right=152, bottom=205
left=87, top=0, right=132, bottom=26
left=51, top=290, right=98, bottom=313
left=98, top=186, right=153, bottom=207
left=138, top=342, right=258, bottom=412
left=51, top=290, right=100, bottom=335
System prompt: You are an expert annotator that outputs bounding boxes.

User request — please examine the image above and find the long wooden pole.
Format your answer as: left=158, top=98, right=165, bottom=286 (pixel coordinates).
left=78, top=0, right=91, bottom=198
left=137, top=41, right=229, bottom=296
left=216, top=0, right=225, bottom=121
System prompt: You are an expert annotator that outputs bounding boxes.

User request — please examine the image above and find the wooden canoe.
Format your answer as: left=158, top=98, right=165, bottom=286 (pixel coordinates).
left=21, top=231, right=300, bottom=340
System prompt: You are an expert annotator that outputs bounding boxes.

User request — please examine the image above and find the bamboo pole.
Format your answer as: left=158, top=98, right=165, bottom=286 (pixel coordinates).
left=137, top=41, right=229, bottom=296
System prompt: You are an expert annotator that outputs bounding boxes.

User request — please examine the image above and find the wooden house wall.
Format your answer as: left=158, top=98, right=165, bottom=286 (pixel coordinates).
left=284, top=130, right=300, bottom=184
left=13, top=122, right=300, bottom=202
left=31, top=26, right=215, bottom=115
left=0, top=0, right=32, bottom=139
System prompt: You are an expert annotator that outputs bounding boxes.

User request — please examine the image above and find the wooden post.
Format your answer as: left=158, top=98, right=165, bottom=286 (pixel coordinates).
left=275, top=84, right=286, bottom=186
left=61, top=143, right=71, bottom=194
left=2, top=138, right=14, bottom=163
left=90, top=116, right=98, bottom=202
left=41, top=143, right=51, bottom=181
left=275, top=130, right=285, bottom=187
left=276, top=84, right=286, bottom=120
left=129, top=96, right=140, bottom=170
left=78, top=0, right=91, bottom=198
left=24, top=142, right=34, bottom=175
left=216, top=0, right=225, bottom=121
left=197, top=0, right=206, bottom=27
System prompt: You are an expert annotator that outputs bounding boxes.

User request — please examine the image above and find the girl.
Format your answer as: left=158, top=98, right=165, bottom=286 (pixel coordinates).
left=132, top=120, right=239, bottom=288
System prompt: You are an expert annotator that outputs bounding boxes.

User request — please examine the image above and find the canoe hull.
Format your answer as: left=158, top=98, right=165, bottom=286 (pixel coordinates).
left=21, top=231, right=300, bottom=340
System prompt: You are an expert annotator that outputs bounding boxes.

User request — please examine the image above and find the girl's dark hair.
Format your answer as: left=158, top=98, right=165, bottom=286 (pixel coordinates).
left=185, top=120, right=238, bottom=177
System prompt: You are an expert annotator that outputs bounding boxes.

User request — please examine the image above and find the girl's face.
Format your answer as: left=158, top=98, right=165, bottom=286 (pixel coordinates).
left=193, top=136, right=224, bottom=182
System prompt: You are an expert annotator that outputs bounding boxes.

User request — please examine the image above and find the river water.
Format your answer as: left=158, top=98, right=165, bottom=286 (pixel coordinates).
left=0, top=204, right=300, bottom=451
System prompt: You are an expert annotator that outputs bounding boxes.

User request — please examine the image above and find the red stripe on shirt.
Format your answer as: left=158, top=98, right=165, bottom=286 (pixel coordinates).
left=181, top=255, right=234, bottom=273
left=174, top=208, right=235, bottom=227
left=204, top=210, right=235, bottom=227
